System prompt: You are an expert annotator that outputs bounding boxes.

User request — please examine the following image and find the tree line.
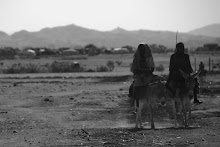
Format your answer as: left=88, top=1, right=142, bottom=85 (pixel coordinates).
left=0, top=43, right=171, bottom=59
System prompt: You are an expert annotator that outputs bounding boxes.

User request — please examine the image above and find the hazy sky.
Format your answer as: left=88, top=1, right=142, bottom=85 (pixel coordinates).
left=0, top=0, right=220, bottom=34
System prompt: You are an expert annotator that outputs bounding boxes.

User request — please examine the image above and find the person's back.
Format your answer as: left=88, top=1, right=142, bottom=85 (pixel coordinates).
left=169, top=42, right=193, bottom=77
left=166, top=42, right=202, bottom=104
left=131, top=43, right=155, bottom=86
left=170, top=53, right=192, bottom=74
left=128, top=43, right=155, bottom=99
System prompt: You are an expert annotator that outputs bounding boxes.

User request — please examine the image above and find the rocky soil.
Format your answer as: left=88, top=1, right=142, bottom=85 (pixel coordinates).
left=0, top=74, right=219, bottom=147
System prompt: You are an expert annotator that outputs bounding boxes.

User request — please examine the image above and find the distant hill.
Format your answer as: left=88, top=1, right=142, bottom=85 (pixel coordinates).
left=0, top=31, right=8, bottom=39
left=0, top=24, right=220, bottom=49
left=188, top=24, right=220, bottom=38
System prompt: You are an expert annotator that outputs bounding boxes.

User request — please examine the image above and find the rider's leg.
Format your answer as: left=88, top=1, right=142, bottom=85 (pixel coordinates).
left=128, top=81, right=134, bottom=98
left=194, top=78, right=203, bottom=104
left=175, top=88, right=180, bottom=100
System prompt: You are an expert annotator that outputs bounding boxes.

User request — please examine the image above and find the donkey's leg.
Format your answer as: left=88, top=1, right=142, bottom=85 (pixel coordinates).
left=187, top=101, right=192, bottom=127
left=135, top=99, right=143, bottom=128
left=171, top=99, right=178, bottom=127
left=149, top=105, right=155, bottom=129
left=179, top=102, right=184, bottom=126
left=182, top=104, right=187, bottom=127
left=172, top=88, right=180, bottom=127
left=135, top=109, right=139, bottom=128
left=135, top=100, right=139, bottom=128
left=138, top=102, right=144, bottom=128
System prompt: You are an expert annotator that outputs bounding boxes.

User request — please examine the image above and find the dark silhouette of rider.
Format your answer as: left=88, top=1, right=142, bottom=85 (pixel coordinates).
left=166, top=42, right=202, bottom=104
left=128, top=43, right=155, bottom=99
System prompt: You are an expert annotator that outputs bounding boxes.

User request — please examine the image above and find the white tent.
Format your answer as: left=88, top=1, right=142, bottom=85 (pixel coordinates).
left=25, top=49, right=36, bottom=56
left=62, top=49, right=79, bottom=55
left=112, top=48, right=129, bottom=54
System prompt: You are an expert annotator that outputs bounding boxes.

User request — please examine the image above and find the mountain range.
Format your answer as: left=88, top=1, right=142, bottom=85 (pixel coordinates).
left=0, top=24, right=220, bottom=49
left=188, top=24, right=220, bottom=38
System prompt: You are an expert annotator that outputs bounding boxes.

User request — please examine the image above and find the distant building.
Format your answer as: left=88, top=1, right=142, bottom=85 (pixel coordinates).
left=20, top=49, right=36, bottom=58
left=195, top=43, right=220, bottom=52
left=203, top=44, right=219, bottom=51
left=26, top=49, right=36, bottom=56
left=112, top=48, right=129, bottom=54
left=62, top=48, right=79, bottom=55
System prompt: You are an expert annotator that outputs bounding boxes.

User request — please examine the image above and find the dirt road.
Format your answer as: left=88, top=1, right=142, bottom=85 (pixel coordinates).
left=0, top=74, right=219, bottom=147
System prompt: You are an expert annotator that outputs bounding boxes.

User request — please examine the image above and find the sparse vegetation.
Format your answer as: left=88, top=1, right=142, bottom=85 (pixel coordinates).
left=3, top=61, right=84, bottom=73
left=50, top=61, right=84, bottom=73
left=115, top=61, right=122, bottom=66
left=106, top=60, right=115, bottom=71
left=96, top=60, right=115, bottom=72
left=0, top=47, right=20, bottom=59
left=155, top=64, right=165, bottom=73
left=149, top=44, right=168, bottom=53
left=0, top=43, right=173, bottom=60
left=3, top=60, right=116, bottom=73
left=96, top=65, right=109, bottom=72
left=4, top=63, right=47, bottom=73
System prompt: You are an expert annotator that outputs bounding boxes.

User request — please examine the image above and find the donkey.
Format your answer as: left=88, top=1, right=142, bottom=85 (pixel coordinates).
left=134, top=78, right=168, bottom=129
left=170, top=70, right=200, bottom=127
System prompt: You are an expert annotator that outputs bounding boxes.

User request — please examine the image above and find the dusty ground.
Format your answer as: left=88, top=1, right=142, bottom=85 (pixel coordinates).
left=0, top=73, right=220, bottom=147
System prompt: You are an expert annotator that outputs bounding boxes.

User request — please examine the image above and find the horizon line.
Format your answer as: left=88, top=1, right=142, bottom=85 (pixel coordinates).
left=1, top=22, right=219, bottom=35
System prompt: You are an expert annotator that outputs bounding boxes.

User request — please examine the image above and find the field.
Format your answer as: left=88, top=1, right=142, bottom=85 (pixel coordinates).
left=0, top=53, right=220, bottom=147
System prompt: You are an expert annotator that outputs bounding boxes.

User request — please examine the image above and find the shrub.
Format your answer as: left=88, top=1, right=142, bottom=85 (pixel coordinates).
left=106, top=60, right=114, bottom=71
left=4, top=63, right=45, bottom=73
left=115, top=61, right=122, bottom=66
left=96, top=65, right=109, bottom=72
left=96, top=61, right=115, bottom=72
left=86, top=69, right=95, bottom=72
left=155, top=64, right=165, bottom=72
left=3, top=60, right=114, bottom=73
left=0, top=47, right=19, bottom=59
left=60, top=56, right=87, bottom=60
left=3, top=61, right=85, bottom=74
left=50, top=61, right=84, bottom=73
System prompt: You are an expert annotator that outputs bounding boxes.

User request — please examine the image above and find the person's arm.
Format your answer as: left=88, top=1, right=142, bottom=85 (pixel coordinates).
left=130, top=59, right=135, bottom=73
left=149, top=56, right=155, bottom=71
left=186, top=54, right=193, bottom=73
left=131, top=54, right=140, bottom=73
left=169, top=54, right=176, bottom=72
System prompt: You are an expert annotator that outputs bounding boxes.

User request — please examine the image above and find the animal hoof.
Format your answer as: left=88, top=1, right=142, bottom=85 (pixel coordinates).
left=194, top=99, right=203, bottom=104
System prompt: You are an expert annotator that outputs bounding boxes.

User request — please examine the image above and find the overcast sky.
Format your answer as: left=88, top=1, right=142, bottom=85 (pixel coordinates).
left=0, top=0, right=220, bottom=34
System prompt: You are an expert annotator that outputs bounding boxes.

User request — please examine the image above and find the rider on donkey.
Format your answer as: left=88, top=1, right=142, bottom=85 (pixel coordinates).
left=166, top=42, right=202, bottom=104
left=128, top=43, right=155, bottom=101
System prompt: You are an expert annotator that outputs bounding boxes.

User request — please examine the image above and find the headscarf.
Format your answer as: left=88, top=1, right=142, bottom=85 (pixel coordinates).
left=175, top=42, right=184, bottom=55
left=131, top=43, right=155, bottom=73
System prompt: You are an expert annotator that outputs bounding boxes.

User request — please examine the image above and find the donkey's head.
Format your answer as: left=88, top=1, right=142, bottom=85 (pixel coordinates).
left=179, top=70, right=200, bottom=99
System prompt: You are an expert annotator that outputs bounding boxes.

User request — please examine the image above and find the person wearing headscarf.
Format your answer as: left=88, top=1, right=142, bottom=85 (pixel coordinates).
left=131, top=43, right=155, bottom=77
left=128, top=43, right=155, bottom=98
left=166, top=42, right=202, bottom=104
